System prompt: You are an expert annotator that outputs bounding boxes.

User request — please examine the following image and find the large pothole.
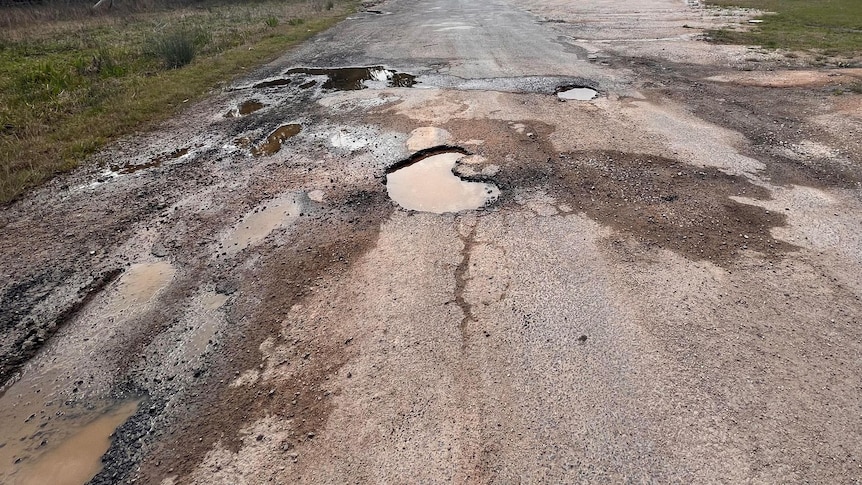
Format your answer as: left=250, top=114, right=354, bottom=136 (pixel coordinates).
left=385, top=147, right=500, bottom=214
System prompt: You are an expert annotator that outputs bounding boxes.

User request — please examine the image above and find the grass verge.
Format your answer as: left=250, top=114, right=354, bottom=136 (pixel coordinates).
left=706, top=0, right=862, bottom=55
left=0, top=0, right=353, bottom=204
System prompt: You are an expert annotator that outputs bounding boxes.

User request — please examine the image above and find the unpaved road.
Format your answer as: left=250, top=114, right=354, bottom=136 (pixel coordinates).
left=2, top=0, right=862, bottom=483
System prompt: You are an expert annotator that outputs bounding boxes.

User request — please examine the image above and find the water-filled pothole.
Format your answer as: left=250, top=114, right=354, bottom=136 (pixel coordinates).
left=252, top=124, right=301, bottom=156
left=0, top=377, right=140, bottom=485
left=226, top=99, right=267, bottom=117
left=284, top=66, right=416, bottom=90
left=9, top=400, right=140, bottom=485
left=386, top=147, right=500, bottom=214
left=556, top=85, right=598, bottom=101
left=220, top=192, right=304, bottom=256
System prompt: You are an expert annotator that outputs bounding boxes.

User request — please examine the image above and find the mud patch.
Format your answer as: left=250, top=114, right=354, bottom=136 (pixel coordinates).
left=219, top=192, right=304, bottom=256
left=109, top=147, right=189, bottom=175
left=285, top=66, right=416, bottom=90
left=0, top=268, right=122, bottom=388
left=109, top=261, right=175, bottom=314
left=386, top=148, right=500, bottom=213
left=628, top=59, right=862, bottom=190
left=252, top=124, right=302, bottom=157
left=136, top=192, right=393, bottom=484
left=532, top=151, right=795, bottom=265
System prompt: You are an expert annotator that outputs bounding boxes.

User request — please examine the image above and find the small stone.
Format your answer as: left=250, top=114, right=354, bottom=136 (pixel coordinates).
left=151, top=243, right=168, bottom=258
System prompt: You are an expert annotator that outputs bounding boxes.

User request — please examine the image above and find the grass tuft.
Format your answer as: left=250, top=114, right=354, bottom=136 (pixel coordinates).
left=147, top=28, right=200, bottom=69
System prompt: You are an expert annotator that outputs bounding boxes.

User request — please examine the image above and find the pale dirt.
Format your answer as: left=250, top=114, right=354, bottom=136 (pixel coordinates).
left=1, top=0, right=862, bottom=483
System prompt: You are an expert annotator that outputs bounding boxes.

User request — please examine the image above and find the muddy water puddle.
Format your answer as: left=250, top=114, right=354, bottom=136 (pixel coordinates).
left=252, top=124, right=301, bottom=156
left=0, top=368, right=140, bottom=485
left=386, top=149, right=500, bottom=213
left=220, top=192, right=304, bottom=255
left=557, top=86, right=598, bottom=101
left=284, top=66, right=416, bottom=90
left=225, top=99, right=267, bottom=117
left=109, top=261, right=175, bottom=314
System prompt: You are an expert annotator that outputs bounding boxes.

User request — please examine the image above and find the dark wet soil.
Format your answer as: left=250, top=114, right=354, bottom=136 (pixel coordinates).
left=624, top=58, right=862, bottom=190
left=253, top=78, right=293, bottom=89
left=544, top=150, right=796, bottom=264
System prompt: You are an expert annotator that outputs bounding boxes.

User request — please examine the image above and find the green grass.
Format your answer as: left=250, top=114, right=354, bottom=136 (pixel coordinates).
left=0, top=0, right=353, bottom=203
left=706, top=0, right=862, bottom=55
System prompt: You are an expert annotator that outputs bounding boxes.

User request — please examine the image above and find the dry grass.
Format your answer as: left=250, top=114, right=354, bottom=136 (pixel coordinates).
left=0, top=0, right=350, bottom=203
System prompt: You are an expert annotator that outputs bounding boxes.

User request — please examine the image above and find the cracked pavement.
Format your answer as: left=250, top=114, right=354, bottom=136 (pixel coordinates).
left=1, top=0, right=862, bottom=483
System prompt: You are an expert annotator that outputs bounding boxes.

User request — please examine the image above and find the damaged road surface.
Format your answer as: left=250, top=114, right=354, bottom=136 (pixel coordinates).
left=2, top=0, right=862, bottom=482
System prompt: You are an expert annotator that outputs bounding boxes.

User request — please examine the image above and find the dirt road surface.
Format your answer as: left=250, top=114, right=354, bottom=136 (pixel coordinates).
left=2, top=0, right=862, bottom=483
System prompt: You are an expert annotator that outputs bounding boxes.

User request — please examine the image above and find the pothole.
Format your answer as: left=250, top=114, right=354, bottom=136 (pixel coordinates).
left=556, top=85, right=599, bottom=101
left=219, top=192, right=304, bottom=256
left=0, top=378, right=140, bottom=485
left=7, top=400, right=140, bottom=485
left=386, top=147, right=500, bottom=214
left=284, top=66, right=417, bottom=90
left=252, top=124, right=302, bottom=157
left=225, top=99, right=267, bottom=117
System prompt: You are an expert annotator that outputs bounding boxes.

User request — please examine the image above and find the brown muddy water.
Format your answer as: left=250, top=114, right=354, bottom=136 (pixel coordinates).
left=180, top=291, right=229, bottom=363
left=0, top=374, right=139, bottom=485
left=0, top=259, right=173, bottom=484
left=252, top=124, right=302, bottom=157
left=225, top=100, right=267, bottom=118
left=386, top=151, right=500, bottom=213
